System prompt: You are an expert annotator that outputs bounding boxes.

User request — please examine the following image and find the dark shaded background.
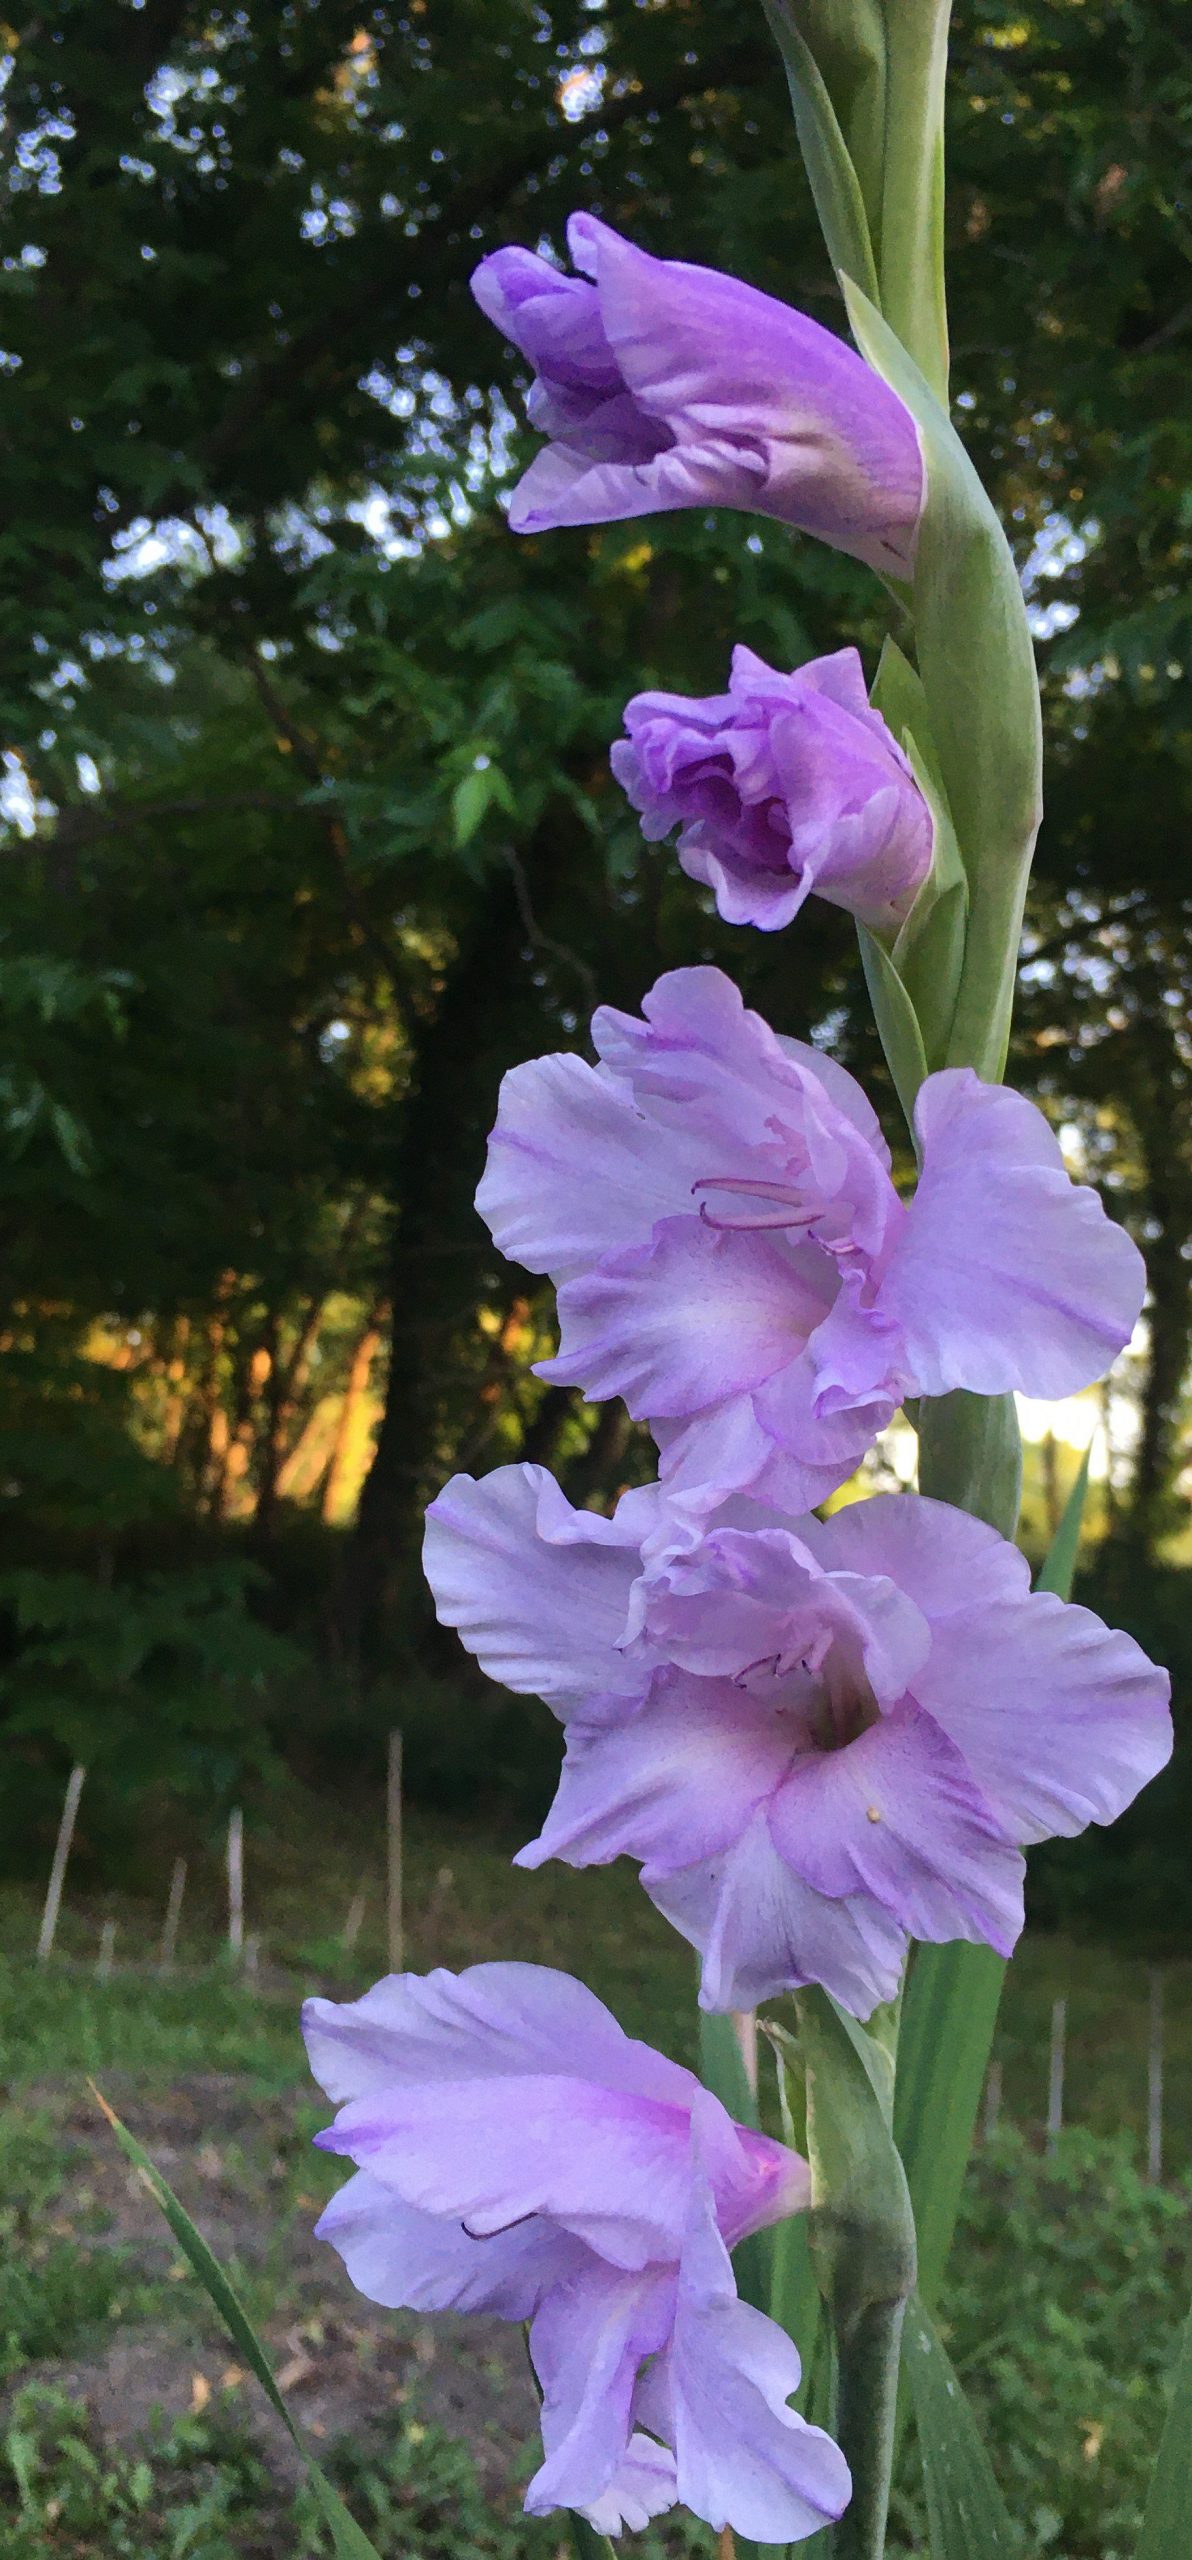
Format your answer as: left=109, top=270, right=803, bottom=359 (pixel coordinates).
left=3, top=0, right=1192, bottom=1931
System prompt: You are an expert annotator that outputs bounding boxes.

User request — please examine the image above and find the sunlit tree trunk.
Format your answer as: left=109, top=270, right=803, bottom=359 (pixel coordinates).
left=1126, top=1206, right=1191, bottom=1553
left=159, top=1314, right=191, bottom=1466
left=322, top=1311, right=385, bottom=1524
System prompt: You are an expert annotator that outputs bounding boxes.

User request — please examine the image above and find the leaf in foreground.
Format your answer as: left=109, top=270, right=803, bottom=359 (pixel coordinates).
left=1133, top=2293, right=1192, bottom=2560
left=903, top=2294, right=1016, bottom=2560
left=89, top=2082, right=383, bottom=2560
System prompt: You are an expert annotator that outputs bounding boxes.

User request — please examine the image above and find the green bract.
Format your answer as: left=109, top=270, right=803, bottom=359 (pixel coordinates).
left=843, top=283, right=1044, bottom=1086
left=761, top=0, right=951, bottom=398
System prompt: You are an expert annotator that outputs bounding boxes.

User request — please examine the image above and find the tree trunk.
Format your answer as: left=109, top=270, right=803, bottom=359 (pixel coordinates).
left=210, top=1335, right=270, bottom=1520
left=343, top=862, right=555, bottom=1656
left=1111, top=993, right=1192, bottom=1560
left=253, top=1311, right=286, bottom=1538
left=564, top=1400, right=635, bottom=1511
left=322, top=1313, right=386, bottom=1523
left=1126, top=1202, right=1190, bottom=1552
left=519, top=1384, right=582, bottom=1471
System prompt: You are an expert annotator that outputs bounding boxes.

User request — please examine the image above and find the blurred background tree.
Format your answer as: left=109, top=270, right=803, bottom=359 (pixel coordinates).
left=3, top=0, right=1192, bottom=1918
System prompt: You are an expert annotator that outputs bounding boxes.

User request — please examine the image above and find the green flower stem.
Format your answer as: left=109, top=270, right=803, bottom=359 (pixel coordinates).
left=838, top=286, right=1044, bottom=1100
left=916, top=1389, right=1023, bottom=1538
left=761, top=13, right=1039, bottom=2555
left=876, top=0, right=952, bottom=400
left=833, top=2296, right=909, bottom=2560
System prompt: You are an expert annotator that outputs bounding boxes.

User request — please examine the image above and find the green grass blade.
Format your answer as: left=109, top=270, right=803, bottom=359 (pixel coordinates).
left=1134, top=2294, right=1192, bottom=2560
left=1034, top=1445, right=1091, bottom=1596
left=903, top=2295, right=1015, bottom=2558
left=91, top=2083, right=383, bottom=2560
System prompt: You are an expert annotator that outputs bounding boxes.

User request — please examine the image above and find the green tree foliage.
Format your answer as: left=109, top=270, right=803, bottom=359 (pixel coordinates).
left=2, top=1, right=1192, bottom=1836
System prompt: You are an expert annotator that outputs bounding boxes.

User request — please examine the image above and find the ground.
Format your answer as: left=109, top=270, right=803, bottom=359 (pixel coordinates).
left=4, top=1795, right=1192, bottom=2557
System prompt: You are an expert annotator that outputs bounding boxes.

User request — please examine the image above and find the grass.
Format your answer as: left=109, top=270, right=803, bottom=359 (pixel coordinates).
left=3, top=2390, right=286, bottom=2560
left=4, top=1790, right=1192, bottom=2557
left=0, top=2127, right=146, bottom=2385
left=9, top=1785, right=1192, bottom=2151
left=0, top=1796, right=698, bottom=2087
left=0, top=1798, right=708, bottom=2559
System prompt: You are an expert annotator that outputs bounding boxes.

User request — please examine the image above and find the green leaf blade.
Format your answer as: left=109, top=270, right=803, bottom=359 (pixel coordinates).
left=903, top=2295, right=1017, bottom=2559
left=767, top=2031, right=828, bottom=2433
left=759, top=2, right=881, bottom=301
left=1134, top=2296, right=1192, bottom=2560
left=893, top=1942, right=1005, bottom=2317
left=857, top=924, right=930, bottom=1130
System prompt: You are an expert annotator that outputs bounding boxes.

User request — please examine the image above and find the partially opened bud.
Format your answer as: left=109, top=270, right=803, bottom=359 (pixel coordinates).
left=612, top=645, right=934, bottom=934
left=472, top=213, right=924, bottom=576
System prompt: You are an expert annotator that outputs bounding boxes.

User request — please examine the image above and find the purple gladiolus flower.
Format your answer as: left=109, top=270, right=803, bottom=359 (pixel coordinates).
left=612, top=645, right=934, bottom=933
left=477, top=967, right=1146, bottom=1512
left=471, top=213, right=923, bottom=574
left=423, top=1479, right=1172, bottom=2016
left=304, top=1962, right=850, bottom=2539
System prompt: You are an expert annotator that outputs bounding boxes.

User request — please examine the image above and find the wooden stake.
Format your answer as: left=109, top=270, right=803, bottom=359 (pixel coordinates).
left=96, top=1918, right=117, bottom=1980
left=1046, top=1997, right=1066, bottom=2154
left=244, top=1931, right=261, bottom=1980
left=387, top=1730, right=404, bottom=1975
left=424, top=1863, right=454, bottom=1943
left=340, top=1889, right=367, bottom=1953
left=1147, top=1968, right=1164, bottom=2185
left=983, top=2058, right=1003, bottom=2143
left=159, top=1857, right=187, bottom=1971
left=226, top=1808, right=244, bottom=1960
left=37, top=1764, right=86, bottom=1962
